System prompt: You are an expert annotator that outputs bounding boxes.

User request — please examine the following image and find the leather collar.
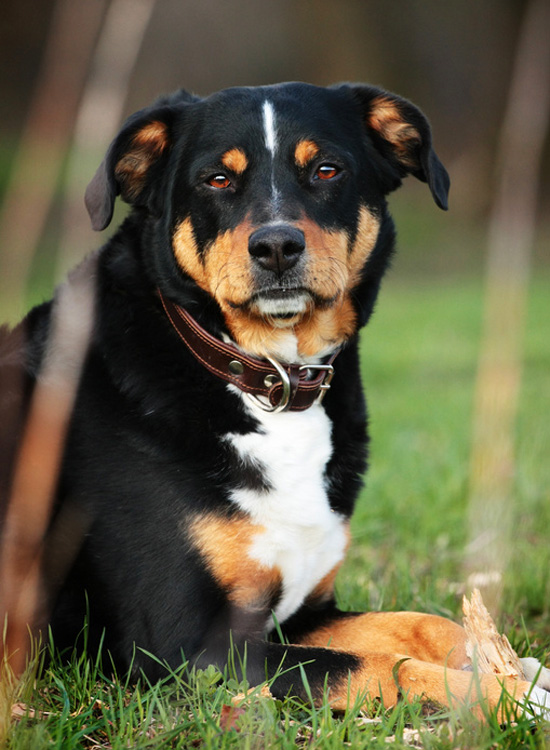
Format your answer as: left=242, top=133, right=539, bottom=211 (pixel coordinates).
left=159, top=292, right=338, bottom=413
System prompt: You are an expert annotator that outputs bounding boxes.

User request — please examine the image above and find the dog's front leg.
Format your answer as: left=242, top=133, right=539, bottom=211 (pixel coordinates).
left=282, top=609, right=550, bottom=720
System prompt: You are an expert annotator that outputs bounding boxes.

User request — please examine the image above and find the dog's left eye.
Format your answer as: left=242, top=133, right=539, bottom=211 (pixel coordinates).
left=314, top=164, right=340, bottom=181
left=207, top=174, right=232, bottom=189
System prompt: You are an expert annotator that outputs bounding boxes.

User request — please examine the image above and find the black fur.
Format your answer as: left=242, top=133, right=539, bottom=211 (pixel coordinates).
left=0, top=82, right=448, bottom=697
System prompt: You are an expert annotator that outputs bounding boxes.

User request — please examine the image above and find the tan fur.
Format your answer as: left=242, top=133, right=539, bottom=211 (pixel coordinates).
left=172, top=206, right=380, bottom=359
left=330, top=653, right=528, bottom=719
left=368, top=96, right=420, bottom=169
left=172, top=217, right=209, bottom=289
left=221, top=148, right=248, bottom=175
left=300, top=612, right=468, bottom=667
left=188, top=513, right=281, bottom=610
left=298, top=612, right=530, bottom=719
left=115, top=121, right=170, bottom=200
left=220, top=299, right=358, bottom=361
left=295, top=303, right=357, bottom=358
left=348, top=206, right=381, bottom=286
left=294, top=139, right=320, bottom=167
left=220, top=313, right=302, bottom=359
left=173, top=216, right=256, bottom=303
left=203, top=218, right=257, bottom=307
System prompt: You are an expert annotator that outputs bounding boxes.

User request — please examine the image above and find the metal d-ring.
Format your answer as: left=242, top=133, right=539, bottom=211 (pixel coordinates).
left=246, top=356, right=292, bottom=413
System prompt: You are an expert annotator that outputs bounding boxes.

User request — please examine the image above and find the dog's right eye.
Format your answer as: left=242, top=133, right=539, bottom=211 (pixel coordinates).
left=207, top=174, right=231, bottom=189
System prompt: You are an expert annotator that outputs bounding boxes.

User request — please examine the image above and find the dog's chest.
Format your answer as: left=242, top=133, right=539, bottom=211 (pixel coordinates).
left=225, top=395, right=348, bottom=624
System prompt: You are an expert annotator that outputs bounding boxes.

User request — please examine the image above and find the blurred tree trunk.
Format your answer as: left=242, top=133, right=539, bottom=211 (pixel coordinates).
left=0, top=0, right=155, bottom=682
left=465, top=0, right=550, bottom=613
left=0, top=257, right=96, bottom=680
left=0, top=0, right=108, bottom=321
left=56, top=0, right=157, bottom=279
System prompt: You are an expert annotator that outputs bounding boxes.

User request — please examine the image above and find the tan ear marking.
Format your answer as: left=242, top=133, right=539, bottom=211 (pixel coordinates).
left=114, top=121, right=170, bottom=200
left=367, top=96, right=420, bottom=168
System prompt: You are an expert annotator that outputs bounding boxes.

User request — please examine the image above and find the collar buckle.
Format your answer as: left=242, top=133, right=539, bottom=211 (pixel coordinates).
left=299, top=363, right=335, bottom=405
left=246, top=360, right=335, bottom=413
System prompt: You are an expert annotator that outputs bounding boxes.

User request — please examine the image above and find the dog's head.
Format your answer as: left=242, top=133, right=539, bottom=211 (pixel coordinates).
left=86, top=83, right=448, bottom=359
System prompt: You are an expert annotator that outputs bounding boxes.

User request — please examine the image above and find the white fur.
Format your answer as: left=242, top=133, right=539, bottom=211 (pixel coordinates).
left=262, top=100, right=281, bottom=212
left=520, top=657, right=550, bottom=690
left=263, top=331, right=300, bottom=363
left=516, top=657, right=550, bottom=720
left=225, top=392, right=347, bottom=626
left=262, top=100, right=278, bottom=156
left=522, top=684, right=550, bottom=721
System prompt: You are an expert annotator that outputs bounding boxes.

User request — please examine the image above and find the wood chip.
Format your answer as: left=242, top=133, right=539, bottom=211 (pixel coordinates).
left=231, top=683, right=273, bottom=705
left=462, top=588, right=524, bottom=677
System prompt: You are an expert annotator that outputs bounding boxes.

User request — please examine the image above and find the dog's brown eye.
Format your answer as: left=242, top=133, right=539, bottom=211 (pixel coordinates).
left=207, top=174, right=231, bottom=189
left=315, top=164, right=340, bottom=180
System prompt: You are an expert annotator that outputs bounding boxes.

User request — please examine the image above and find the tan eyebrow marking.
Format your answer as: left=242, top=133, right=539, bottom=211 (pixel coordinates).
left=221, top=147, right=248, bottom=174
left=294, top=139, right=320, bottom=167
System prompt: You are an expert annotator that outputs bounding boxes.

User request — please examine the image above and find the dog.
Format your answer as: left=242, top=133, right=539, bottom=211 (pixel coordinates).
left=1, top=81, right=549, bottom=719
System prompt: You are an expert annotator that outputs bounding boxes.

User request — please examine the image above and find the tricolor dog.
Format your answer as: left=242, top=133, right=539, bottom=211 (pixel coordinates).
left=1, top=82, right=549, bottom=717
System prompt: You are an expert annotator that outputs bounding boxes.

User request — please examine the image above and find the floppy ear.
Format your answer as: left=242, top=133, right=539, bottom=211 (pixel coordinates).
left=345, top=85, right=450, bottom=210
left=85, top=107, right=174, bottom=231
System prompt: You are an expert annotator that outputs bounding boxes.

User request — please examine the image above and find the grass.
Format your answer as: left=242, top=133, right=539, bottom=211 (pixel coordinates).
left=3, top=271, right=550, bottom=748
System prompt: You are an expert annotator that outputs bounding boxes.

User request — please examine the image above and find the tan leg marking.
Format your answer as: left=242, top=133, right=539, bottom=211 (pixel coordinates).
left=188, top=513, right=281, bottom=611
left=330, top=653, right=529, bottom=719
left=299, top=611, right=468, bottom=667
left=297, top=611, right=533, bottom=718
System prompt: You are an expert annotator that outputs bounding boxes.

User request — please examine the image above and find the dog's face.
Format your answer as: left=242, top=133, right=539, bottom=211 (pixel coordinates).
left=86, top=83, right=448, bottom=358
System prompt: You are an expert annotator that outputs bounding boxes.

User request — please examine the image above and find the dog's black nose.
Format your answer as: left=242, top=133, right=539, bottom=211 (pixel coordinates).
left=248, top=225, right=305, bottom=274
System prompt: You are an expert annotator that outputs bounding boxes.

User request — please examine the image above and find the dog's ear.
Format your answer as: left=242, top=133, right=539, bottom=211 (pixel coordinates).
left=85, top=106, right=175, bottom=231
left=343, top=84, right=450, bottom=210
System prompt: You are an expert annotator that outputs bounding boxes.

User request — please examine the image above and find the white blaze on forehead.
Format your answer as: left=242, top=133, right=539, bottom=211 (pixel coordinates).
left=262, top=100, right=278, bottom=156
left=262, top=100, right=281, bottom=212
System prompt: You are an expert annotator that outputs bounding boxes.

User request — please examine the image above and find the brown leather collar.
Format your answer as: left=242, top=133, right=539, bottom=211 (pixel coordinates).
left=159, top=292, right=338, bottom=413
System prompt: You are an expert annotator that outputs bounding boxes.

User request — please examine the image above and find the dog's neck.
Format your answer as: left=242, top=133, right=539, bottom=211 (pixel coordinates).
left=219, top=301, right=356, bottom=363
left=159, top=291, right=338, bottom=412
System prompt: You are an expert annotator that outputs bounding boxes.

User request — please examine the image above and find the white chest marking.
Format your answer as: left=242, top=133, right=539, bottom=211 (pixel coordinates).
left=225, top=392, right=348, bottom=625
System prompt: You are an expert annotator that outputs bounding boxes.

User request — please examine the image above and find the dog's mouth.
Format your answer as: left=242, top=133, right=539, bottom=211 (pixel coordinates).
left=242, top=287, right=340, bottom=321
left=251, top=287, right=310, bottom=317
left=226, top=283, right=341, bottom=324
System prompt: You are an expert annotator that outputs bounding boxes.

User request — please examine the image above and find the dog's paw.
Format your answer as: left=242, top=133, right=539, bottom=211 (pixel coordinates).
left=520, top=657, right=550, bottom=690
left=522, top=684, right=550, bottom=721
left=519, top=658, right=550, bottom=721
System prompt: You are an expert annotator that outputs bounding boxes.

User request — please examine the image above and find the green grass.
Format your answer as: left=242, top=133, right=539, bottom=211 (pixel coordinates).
left=4, top=273, right=550, bottom=748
